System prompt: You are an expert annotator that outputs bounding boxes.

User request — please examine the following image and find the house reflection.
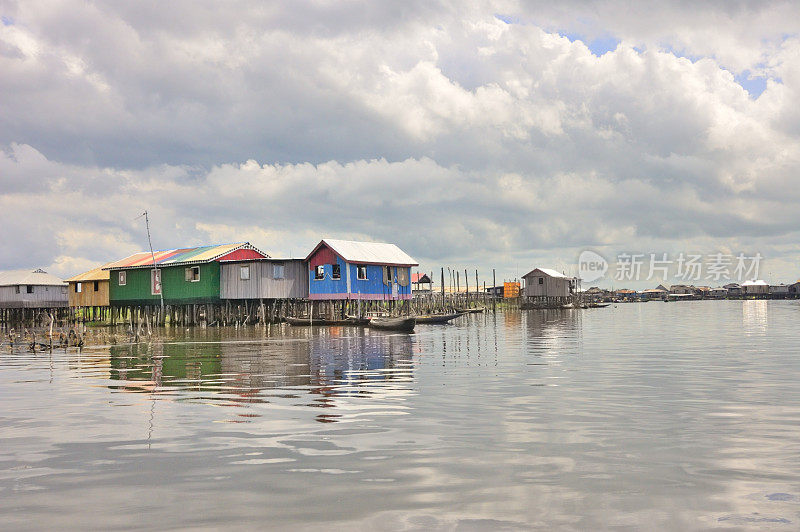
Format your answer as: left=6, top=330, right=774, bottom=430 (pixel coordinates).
left=742, top=299, right=768, bottom=335
left=107, top=326, right=416, bottom=421
left=523, top=308, right=582, bottom=354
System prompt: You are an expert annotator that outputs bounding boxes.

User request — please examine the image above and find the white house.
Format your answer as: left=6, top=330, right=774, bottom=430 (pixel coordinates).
left=741, top=279, right=769, bottom=295
left=0, top=269, right=68, bottom=309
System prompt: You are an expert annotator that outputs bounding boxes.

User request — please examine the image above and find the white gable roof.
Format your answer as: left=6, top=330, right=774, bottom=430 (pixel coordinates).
left=523, top=267, right=569, bottom=279
left=308, top=239, right=418, bottom=266
left=742, top=279, right=768, bottom=286
left=0, top=269, right=66, bottom=287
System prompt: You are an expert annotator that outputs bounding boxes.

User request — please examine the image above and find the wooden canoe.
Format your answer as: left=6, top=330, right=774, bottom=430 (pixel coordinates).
left=456, top=307, right=486, bottom=314
left=368, top=317, right=416, bottom=332
left=286, top=316, right=368, bottom=326
left=414, top=313, right=461, bottom=324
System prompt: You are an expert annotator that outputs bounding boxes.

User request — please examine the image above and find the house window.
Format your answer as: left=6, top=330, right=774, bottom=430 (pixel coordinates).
left=185, top=266, right=200, bottom=282
left=538, top=278, right=543, bottom=285
left=15, top=286, right=20, bottom=294
left=273, top=263, right=285, bottom=279
left=357, top=265, right=367, bottom=280
left=76, top=282, right=82, bottom=293
left=26, top=285, right=33, bottom=294
left=94, top=281, right=99, bottom=292
left=314, top=265, right=324, bottom=280
left=152, top=269, right=162, bottom=295
left=240, top=265, right=250, bottom=280
left=119, top=271, right=126, bottom=286
left=332, top=264, right=341, bottom=280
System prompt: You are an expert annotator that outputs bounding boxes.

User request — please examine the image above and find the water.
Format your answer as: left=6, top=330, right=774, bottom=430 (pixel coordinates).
left=2, top=300, right=799, bottom=530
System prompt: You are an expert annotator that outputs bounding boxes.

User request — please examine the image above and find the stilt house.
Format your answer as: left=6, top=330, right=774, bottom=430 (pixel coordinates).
left=104, top=243, right=267, bottom=306
left=0, top=269, right=68, bottom=308
left=521, top=268, right=579, bottom=307
left=305, top=239, right=418, bottom=301
left=67, top=265, right=111, bottom=308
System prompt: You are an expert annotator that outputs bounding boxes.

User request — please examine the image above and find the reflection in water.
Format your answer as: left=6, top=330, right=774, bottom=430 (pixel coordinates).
left=3, top=303, right=800, bottom=530
left=742, top=299, right=768, bottom=335
left=106, top=326, right=416, bottom=423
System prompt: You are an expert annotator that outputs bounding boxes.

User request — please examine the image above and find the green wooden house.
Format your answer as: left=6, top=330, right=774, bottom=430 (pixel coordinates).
left=104, top=243, right=268, bottom=306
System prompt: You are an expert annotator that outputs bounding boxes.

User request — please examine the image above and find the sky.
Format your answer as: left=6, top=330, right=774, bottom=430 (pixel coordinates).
left=1, top=0, right=800, bottom=288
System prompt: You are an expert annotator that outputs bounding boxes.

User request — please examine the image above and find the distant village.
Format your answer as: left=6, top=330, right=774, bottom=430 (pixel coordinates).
left=0, top=238, right=798, bottom=328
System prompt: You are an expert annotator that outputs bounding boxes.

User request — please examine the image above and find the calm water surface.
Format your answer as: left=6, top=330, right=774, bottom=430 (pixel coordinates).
left=2, top=300, right=800, bottom=530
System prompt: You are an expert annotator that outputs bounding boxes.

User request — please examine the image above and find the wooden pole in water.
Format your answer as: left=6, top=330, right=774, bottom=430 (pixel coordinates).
left=440, top=268, right=445, bottom=312
left=465, top=268, right=469, bottom=305
left=492, top=269, right=497, bottom=313
left=475, top=270, right=479, bottom=306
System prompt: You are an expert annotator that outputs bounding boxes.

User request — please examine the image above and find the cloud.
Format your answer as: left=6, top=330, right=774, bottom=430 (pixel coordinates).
left=1, top=1, right=799, bottom=285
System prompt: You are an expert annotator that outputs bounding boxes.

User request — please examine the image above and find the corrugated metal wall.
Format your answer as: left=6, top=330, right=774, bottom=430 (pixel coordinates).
left=0, top=285, right=68, bottom=308
left=220, top=260, right=308, bottom=299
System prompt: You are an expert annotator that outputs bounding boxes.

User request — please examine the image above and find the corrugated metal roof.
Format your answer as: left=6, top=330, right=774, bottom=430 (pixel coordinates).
left=742, top=279, right=768, bottom=286
left=307, top=239, right=418, bottom=266
left=102, top=242, right=267, bottom=270
left=0, top=269, right=66, bottom=287
left=66, top=265, right=111, bottom=282
left=522, top=268, right=570, bottom=279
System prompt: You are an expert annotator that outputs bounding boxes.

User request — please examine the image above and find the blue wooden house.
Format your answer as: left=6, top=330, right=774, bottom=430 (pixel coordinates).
left=305, top=239, right=418, bottom=301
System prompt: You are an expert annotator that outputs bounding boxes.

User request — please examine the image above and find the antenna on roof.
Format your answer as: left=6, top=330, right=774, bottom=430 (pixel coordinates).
left=137, top=210, right=164, bottom=312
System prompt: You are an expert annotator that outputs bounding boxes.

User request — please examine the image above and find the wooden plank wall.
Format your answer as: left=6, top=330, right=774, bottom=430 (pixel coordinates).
left=523, top=275, right=570, bottom=298
left=221, top=260, right=309, bottom=299
left=68, top=281, right=110, bottom=307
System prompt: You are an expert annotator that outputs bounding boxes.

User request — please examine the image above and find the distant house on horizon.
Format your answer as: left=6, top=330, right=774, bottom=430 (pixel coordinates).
left=741, top=279, right=769, bottom=296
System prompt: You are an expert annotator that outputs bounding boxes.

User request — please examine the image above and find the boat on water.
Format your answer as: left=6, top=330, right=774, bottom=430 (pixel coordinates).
left=587, top=303, right=609, bottom=308
left=455, top=307, right=486, bottom=314
left=286, top=316, right=368, bottom=326
left=414, top=312, right=461, bottom=324
left=368, top=316, right=416, bottom=332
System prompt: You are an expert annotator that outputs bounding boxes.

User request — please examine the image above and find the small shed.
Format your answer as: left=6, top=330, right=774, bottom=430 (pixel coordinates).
left=0, top=269, right=68, bottom=309
left=105, top=242, right=268, bottom=306
left=769, top=284, right=789, bottom=297
left=220, top=258, right=308, bottom=300
left=642, top=287, right=669, bottom=300
left=522, top=268, right=578, bottom=299
left=411, top=273, right=433, bottom=294
left=724, top=283, right=742, bottom=296
left=305, top=239, right=418, bottom=301
left=709, top=286, right=728, bottom=298
left=67, top=265, right=111, bottom=307
left=789, top=282, right=800, bottom=296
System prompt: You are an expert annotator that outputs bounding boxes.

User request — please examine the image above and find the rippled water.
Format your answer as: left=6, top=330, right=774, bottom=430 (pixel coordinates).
left=2, top=300, right=800, bottom=530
